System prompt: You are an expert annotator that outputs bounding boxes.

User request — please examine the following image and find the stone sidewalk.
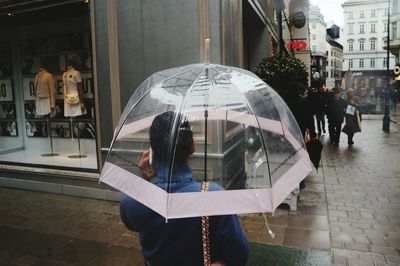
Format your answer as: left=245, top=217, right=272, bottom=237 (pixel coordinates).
left=322, top=117, right=400, bottom=266
left=0, top=117, right=399, bottom=265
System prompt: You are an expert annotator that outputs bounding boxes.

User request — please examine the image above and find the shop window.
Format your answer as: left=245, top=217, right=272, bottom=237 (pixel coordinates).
left=0, top=1, right=97, bottom=171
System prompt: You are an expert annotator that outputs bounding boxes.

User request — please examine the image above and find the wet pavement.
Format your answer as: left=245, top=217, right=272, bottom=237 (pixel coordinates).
left=0, top=113, right=399, bottom=265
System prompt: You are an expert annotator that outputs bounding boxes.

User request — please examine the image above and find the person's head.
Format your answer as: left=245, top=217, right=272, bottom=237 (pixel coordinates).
left=333, top=88, right=342, bottom=99
left=347, top=88, right=354, bottom=98
left=150, top=111, right=194, bottom=167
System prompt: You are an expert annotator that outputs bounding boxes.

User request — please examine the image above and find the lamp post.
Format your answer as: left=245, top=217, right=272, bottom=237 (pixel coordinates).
left=383, top=0, right=391, bottom=132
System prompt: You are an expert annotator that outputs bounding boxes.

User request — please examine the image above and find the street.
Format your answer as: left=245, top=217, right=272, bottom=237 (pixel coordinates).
left=0, top=116, right=399, bottom=266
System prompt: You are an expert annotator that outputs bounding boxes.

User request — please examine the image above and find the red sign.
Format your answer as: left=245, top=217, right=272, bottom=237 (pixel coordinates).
left=286, top=40, right=307, bottom=50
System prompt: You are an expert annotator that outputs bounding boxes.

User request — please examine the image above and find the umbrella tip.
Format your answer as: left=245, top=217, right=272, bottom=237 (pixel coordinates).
left=204, top=39, right=210, bottom=64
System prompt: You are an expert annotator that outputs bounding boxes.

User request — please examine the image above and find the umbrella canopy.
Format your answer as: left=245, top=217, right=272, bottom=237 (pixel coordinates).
left=100, top=63, right=312, bottom=219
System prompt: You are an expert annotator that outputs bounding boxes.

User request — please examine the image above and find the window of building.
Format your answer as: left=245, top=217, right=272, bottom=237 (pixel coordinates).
left=383, top=57, right=388, bottom=67
left=371, top=24, right=376, bottom=33
left=370, top=39, right=376, bottom=50
left=331, top=60, right=334, bottom=67
left=384, top=21, right=388, bottom=32
left=360, top=24, right=365, bottom=34
left=359, top=40, right=365, bottom=50
left=360, top=10, right=364, bottom=18
left=348, top=11, right=353, bottom=19
left=370, top=58, right=375, bottom=68
left=359, top=58, right=364, bottom=68
left=349, top=59, right=353, bottom=68
left=392, top=22, right=398, bottom=40
left=349, top=24, right=354, bottom=34
left=0, top=2, right=98, bottom=171
left=348, top=41, right=354, bottom=51
left=371, top=9, right=376, bottom=17
left=312, top=45, right=317, bottom=53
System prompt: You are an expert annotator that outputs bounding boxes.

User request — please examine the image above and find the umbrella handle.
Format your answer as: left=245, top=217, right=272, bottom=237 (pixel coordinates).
left=201, top=181, right=211, bottom=266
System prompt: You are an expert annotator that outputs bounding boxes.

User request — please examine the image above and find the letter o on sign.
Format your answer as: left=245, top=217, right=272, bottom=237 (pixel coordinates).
left=394, top=66, right=400, bottom=75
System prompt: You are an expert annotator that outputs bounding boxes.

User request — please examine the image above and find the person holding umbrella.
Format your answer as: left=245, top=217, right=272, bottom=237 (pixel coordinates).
left=119, top=111, right=249, bottom=266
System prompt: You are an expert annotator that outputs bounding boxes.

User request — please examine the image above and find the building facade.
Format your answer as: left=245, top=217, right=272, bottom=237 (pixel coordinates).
left=0, top=0, right=284, bottom=199
left=326, top=25, right=344, bottom=89
left=342, top=0, right=397, bottom=91
left=309, top=4, right=327, bottom=87
left=387, top=0, right=400, bottom=60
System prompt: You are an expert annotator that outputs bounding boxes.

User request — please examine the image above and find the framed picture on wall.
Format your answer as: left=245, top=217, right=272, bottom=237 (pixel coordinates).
left=0, top=120, right=17, bottom=137
left=26, top=120, right=48, bottom=137
left=50, top=121, right=71, bottom=138
left=0, top=79, right=14, bottom=102
left=50, top=100, right=65, bottom=119
left=24, top=102, right=36, bottom=119
left=0, top=103, right=16, bottom=119
left=66, top=52, right=91, bottom=71
left=79, top=99, right=94, bottom=119
left=72, top=120, right=95, bottom=139
left=22, top=77, right=35, bottom=101
left=21, top=57, right=41, bottom=75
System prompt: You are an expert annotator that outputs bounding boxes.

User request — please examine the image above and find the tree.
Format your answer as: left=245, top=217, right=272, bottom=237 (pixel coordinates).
left=253, top=53, right=308, bottom=109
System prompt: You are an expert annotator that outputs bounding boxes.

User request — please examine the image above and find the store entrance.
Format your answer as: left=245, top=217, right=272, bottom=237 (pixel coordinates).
left=0, top=1, right=98, bottom=171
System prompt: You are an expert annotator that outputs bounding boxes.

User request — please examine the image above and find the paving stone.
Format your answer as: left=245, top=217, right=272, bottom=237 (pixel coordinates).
left=369, top=245, right=398, bottom=256
left=385, top=254, right=400, bottom=264
left=344, top=242, right=370, bottom=252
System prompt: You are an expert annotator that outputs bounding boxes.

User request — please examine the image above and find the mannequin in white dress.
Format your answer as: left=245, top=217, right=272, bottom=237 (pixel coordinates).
left=34, top=67, right=56, bottom=116
left=63, top=61, right=86, bottom=117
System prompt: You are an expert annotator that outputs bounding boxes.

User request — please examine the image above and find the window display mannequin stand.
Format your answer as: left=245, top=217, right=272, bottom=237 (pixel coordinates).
left=68, top=117, right=87, bottom=159
left=41, top=115, right=59, bottom=157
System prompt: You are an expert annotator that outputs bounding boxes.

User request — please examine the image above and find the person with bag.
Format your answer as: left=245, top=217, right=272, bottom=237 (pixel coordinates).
left=119, top=111, right=249, bottom=266
left=342, top=95, right=361, bottom=145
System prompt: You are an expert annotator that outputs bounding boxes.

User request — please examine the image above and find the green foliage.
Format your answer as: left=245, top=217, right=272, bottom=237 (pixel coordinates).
left=253, top=53, right=308, bottom=104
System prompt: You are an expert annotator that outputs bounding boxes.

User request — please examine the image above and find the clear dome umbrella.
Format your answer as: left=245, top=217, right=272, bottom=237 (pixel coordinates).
left=100, top=60, right=312, bottom=220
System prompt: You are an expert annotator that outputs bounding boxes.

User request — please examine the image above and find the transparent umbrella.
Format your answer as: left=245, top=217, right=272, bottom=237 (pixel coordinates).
left=100, top=61, right=312, bottom=220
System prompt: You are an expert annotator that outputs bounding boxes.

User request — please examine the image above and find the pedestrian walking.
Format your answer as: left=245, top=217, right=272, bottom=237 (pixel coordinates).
left=342, top=95, right=361, bottom=145
left=326, top=88, right=347, bottom=146
left=119, top=111, right=249, bottom=266
left=315, top=86, right=328, bottom=136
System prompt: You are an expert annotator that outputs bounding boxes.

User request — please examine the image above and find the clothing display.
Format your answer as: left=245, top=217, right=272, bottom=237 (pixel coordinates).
left=34, top=68, right=56, bottom=116
left=63, top=66, right=86, bottom=117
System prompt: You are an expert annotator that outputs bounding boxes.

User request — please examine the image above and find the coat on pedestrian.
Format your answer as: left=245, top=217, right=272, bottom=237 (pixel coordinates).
left=342, top=96, right=361, bottom=136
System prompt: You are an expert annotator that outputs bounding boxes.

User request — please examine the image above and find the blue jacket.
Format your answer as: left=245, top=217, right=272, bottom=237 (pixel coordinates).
left=120, top=164, right=249, bottom=266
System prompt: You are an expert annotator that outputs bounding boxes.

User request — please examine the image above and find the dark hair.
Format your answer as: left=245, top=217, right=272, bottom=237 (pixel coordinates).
left=150, top=111, right=193, bottom=166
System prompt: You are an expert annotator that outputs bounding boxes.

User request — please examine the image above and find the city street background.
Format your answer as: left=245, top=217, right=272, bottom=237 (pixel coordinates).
left=0, top=113, right=399, bottom=266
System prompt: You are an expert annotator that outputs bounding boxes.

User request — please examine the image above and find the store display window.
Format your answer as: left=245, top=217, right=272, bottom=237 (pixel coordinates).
left=0, top=1, right=98, bottom=171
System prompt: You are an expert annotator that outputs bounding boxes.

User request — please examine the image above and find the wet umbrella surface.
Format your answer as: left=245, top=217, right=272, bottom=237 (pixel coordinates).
left=100, top=63, right=312, bottom=219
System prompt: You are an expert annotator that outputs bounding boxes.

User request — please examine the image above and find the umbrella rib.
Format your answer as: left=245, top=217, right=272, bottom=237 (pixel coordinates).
left=226, top=75, right=274, bottom=188
left=164, top=66, right=209, bottom=218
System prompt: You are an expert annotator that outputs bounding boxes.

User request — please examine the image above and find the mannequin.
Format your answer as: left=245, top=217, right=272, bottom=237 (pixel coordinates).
left=34, top=67, right=56, bottom=116
left=63, top=61, right=87, bottom=158
left=63, top=63, right=86, bottom=117
left=34, top=67, right=58, bottom=156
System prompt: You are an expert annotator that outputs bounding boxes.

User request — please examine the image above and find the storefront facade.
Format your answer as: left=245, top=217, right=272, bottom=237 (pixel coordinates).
left=0, top=0, right=278, bottom=199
